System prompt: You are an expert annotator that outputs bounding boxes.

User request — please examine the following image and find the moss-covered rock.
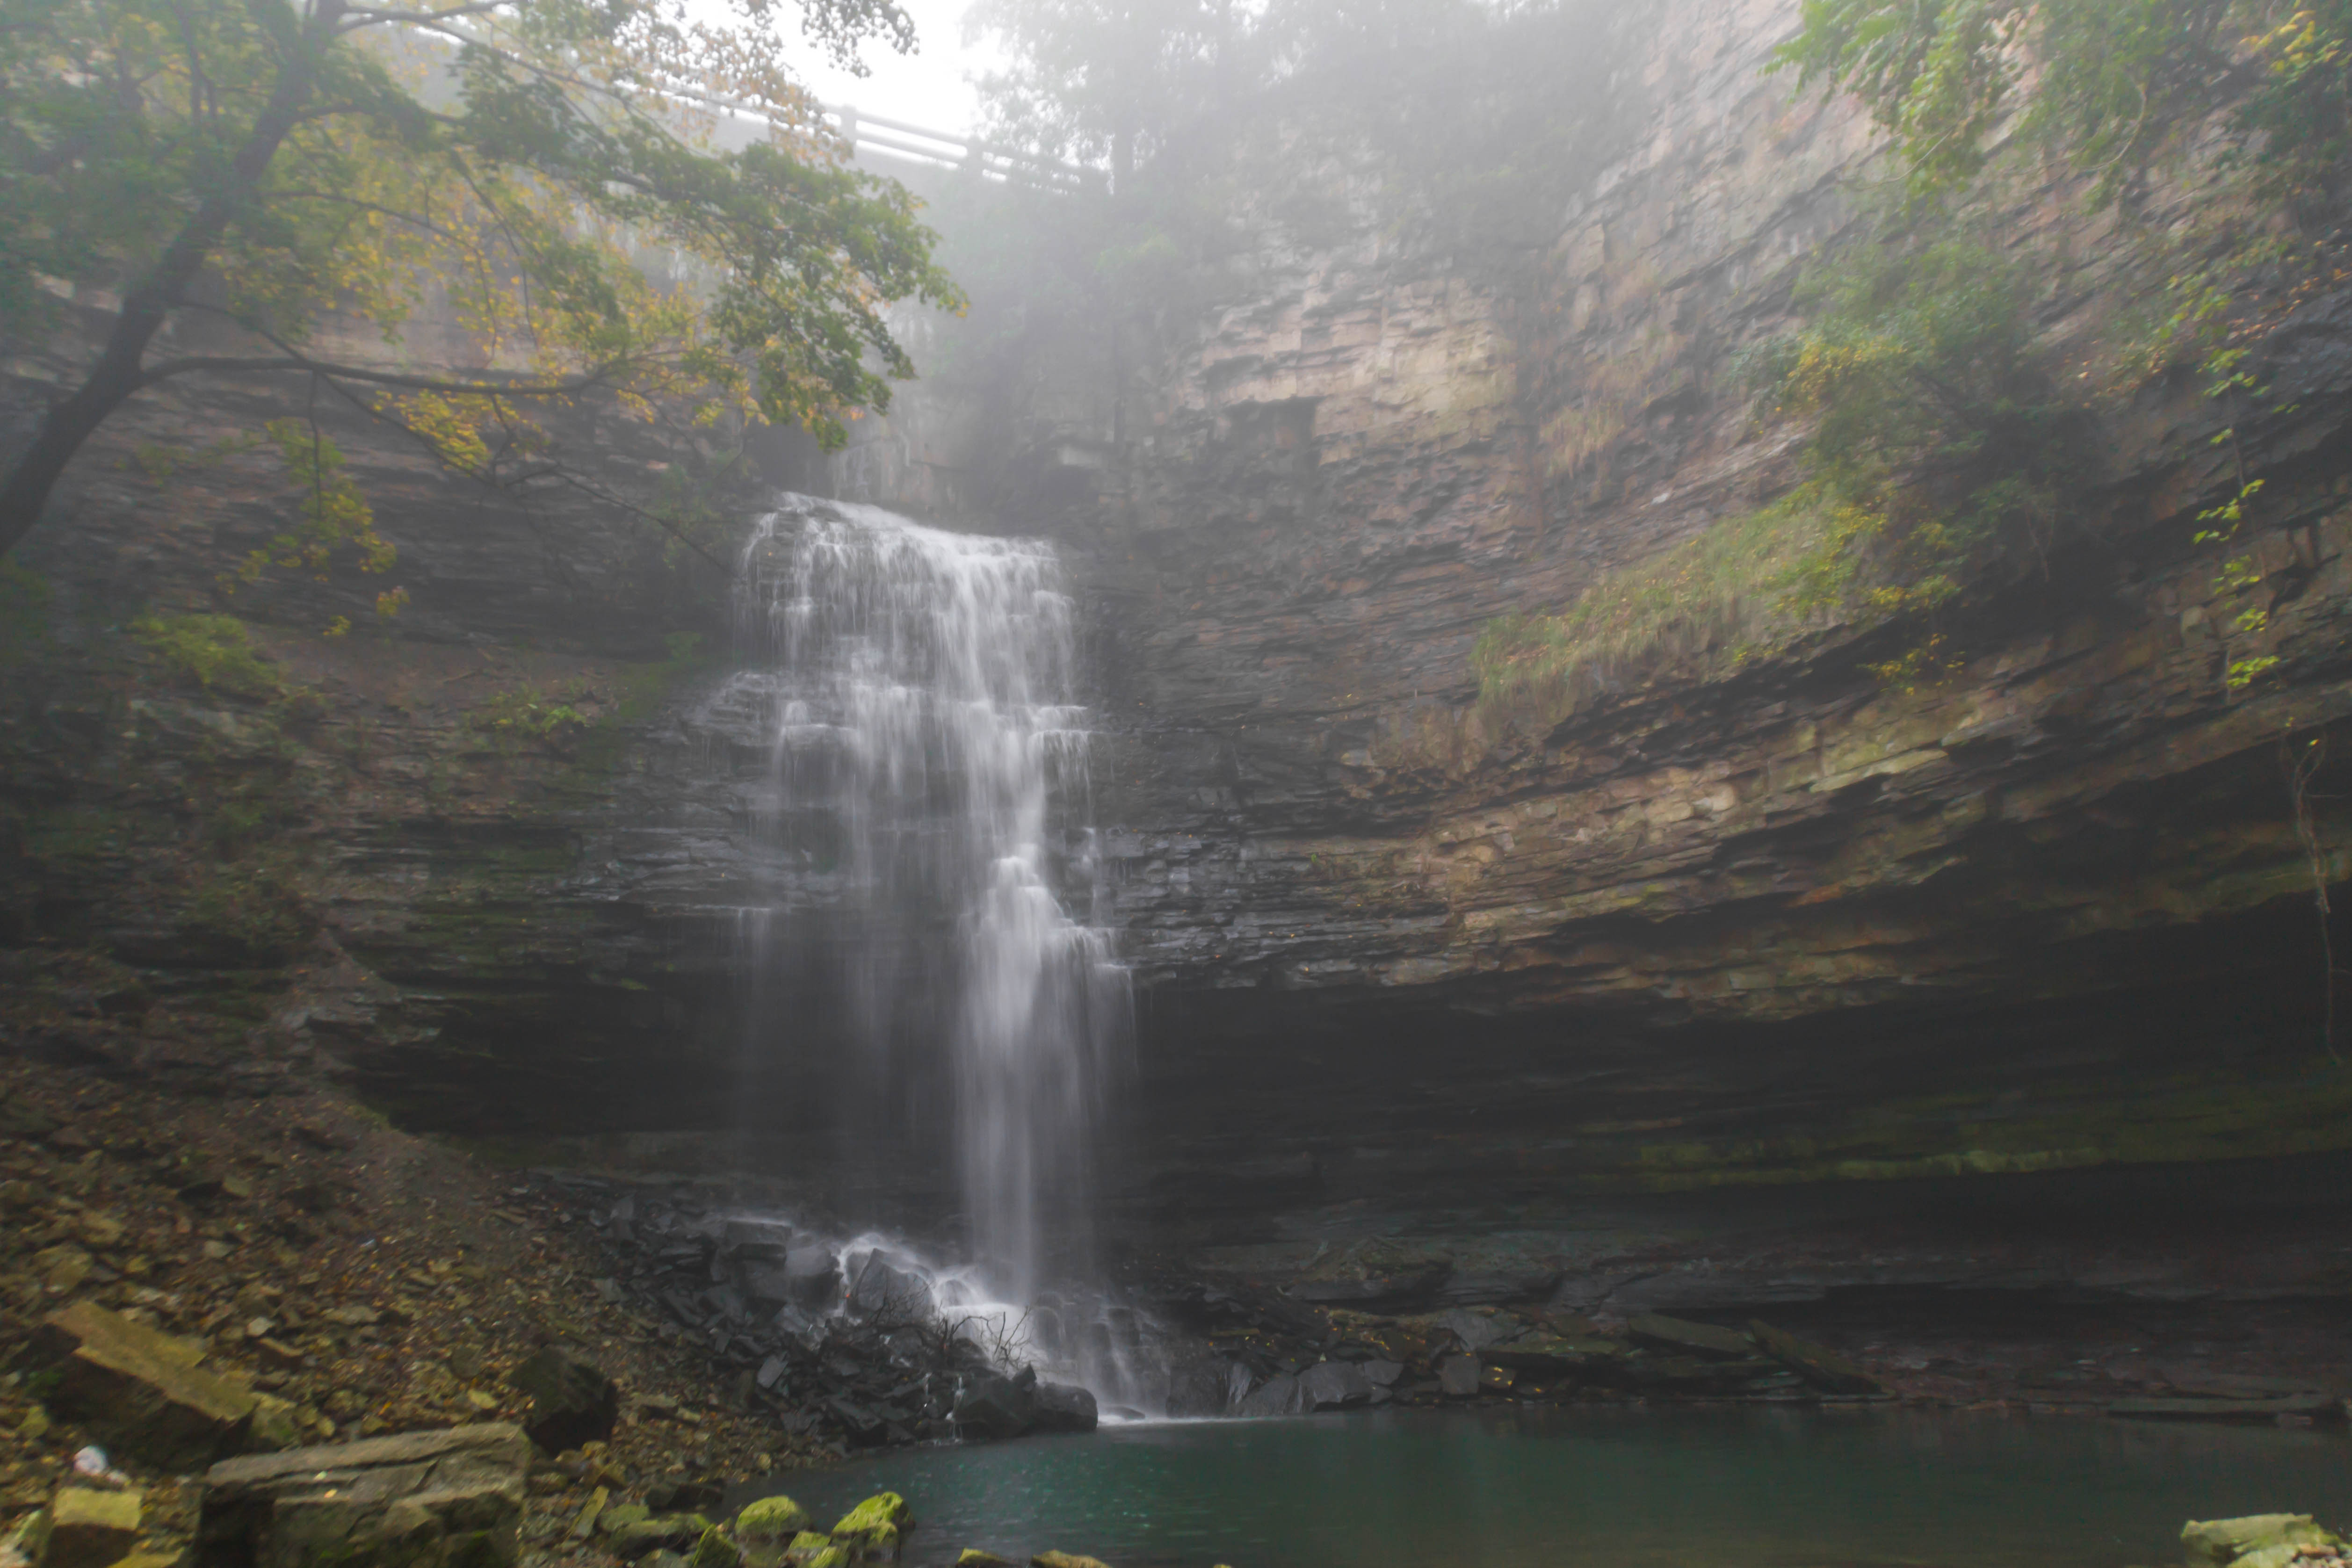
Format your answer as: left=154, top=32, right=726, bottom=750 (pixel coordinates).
left=738, top=1496, right=812, bottom=1541
left=831, top=1494, right=911, bottom=1539
left=2182, top=1516, right=2339, bottom=1567
left=691, top=1525, right=745, bottom=1568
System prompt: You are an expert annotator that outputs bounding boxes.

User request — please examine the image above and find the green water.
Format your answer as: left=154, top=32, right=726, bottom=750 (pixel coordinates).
left=750, top=1407, right=2352, bottom=1568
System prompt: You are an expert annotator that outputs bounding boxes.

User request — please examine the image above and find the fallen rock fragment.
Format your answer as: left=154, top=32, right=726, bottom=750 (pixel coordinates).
left=36, top=1301, right=256, bottom=1468
left=2182, top=1514, right=2340, bottom=1566
left=1628, top=1314, right=1755, bottom=1359
left=1747, top=1321, right=1882, bottom=1396
left=1300, top=1360, right=1375, bottom=1410
left=2113, top=1395, right=2340, bottom=1422
left=44, top=1486, right=142, bottom=1568
left=195, top=1421, right=528, bottom=1568
left=506, top=1345, right=619, bottom=1452
left=1030, top=1554, right=1112, bottom=1568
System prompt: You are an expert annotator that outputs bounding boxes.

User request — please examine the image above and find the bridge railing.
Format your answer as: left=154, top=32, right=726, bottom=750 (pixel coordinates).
left=824, top=104, right=1100, bottom=192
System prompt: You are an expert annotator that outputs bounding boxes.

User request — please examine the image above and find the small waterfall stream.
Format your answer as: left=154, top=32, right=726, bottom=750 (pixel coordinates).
left=726, top=494, right=1131, bottom=1306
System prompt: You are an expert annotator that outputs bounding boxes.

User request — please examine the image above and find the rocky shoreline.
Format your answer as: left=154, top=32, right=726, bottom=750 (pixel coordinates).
left=3, top=1039, right=2350, bottom=1568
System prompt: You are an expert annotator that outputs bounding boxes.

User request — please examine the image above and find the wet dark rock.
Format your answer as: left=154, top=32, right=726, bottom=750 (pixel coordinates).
left=1748, top=1322, right=1882, bottom=1396
left=2110, top=1395, right=2341, bottom=1421
left=1628, top=1314, right=1754, bottom=1359
left=1031, top=1381, right=1100, bottom=1433
left=196, top=1423, right=528, bottom=1568
left=1437, top=1310, right=1515, bottom=1354
left=1235, top=1373, right=1305, bottom=1417
left=1436, top=1355, right=1482, bottom=1399
left=1483, top=1333, right=1625, bottom=1378
left=645, top=1481, right=726, bottom=1514
left=1361, top=1360, right=1404, bottom=1387
left=848, top=1257, right=933, bottom=1322
left=1300, top=1361, right=1375, bottom=1410
left=36, top=1301, right=258, bottom=1468
left=507, top=1345, right=620, bottom=1452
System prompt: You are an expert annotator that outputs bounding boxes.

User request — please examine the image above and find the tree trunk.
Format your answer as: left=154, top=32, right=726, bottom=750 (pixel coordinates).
left=0, top=0, right=344, bottom=557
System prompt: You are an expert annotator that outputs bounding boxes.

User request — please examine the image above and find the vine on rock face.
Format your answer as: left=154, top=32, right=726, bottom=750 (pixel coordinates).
left=1476, top=227, right=2088, bottom=718
left=1479, top=0, right=2352, bottom=723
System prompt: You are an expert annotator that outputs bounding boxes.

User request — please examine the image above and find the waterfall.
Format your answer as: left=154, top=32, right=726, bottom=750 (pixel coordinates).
left=729, top=495, right=1129, bottom=1302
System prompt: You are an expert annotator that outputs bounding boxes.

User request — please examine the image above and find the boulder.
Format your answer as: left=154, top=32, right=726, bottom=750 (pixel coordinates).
left=612, top=1517, right=713, bottom=1561
left=784, top=1246, right=844, bottom=1307
left=692, top=1526, right=745, bottom=1568
left=1031, top=1381, right=1099, bottom=1434
left=1360, top=1360, right=1404, bottom=1388
left=1436, top=1355, right=1482, bottom=1399
left=505, top=1346, right=619, bottom=1452
left=1436, top=1310, right=1514, bottom=1354
left=952, top=1375, right=1036, bottom=1440
left=956, top=1553, right=1014, bottom=1568
left=2112, top=1396, right=2340, bottom=1422
left=2182, top=1516, right=2338, bottom=1566
left=832, top=1493, right=910, bottom=1562
left=785, top=1531, right=849, bottom=1568
left=847, top=1257, right=932, bottom=1322
left=36, top=1301, right=256, bottom=1467
left=196, top=1423, right=528, bottom=1568
left=1748, top=1322, right=1882, bottom=1396
left=1234, top=1373, right=1303, bottom=1418
left=832, top=1493, right=911, bottom=1539
left=1628, top=1314, right=1755, bottom=1359
left=1031, top=1554, right=1113, bottom=1568
left=738, top=1496, right=813, bottom=1543
left=1300, top=1362, right=1374, bottom=1410
left=1483, top=1334, right=1625, bottom=1378
left=722, top=1220, right=796, bottom=1258
left=46, top=1486, right=142, bottom=1568
left=1288, top=1240, right=1453, bottom=1312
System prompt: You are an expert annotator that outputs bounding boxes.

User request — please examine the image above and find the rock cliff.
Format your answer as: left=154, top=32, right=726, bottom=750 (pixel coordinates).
left=6, top=0, right=2352, bottom=1262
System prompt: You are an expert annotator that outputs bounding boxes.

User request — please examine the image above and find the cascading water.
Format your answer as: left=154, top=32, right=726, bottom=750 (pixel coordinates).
left=725, top=494, right=1130, bottom=1306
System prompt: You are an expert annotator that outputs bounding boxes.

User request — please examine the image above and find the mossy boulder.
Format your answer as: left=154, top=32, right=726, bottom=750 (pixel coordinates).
left=599, top=1503, right=653, bottom=1535
left=832, top=1494, right=910, bottom=1539
left=738, top=1496, right=813, bottom=1541
left=785, top=1533, right=852, bottom=1568
left=611, top=1514, right=714, bottom=1560
left=956, top=1553, right=1013, bottom=1568
left=830, top=1492, right=911, bottom=1558
left=2183, top=1516, right=2340, bottom=1566
left=691, top=1525, right=745, bottom=1568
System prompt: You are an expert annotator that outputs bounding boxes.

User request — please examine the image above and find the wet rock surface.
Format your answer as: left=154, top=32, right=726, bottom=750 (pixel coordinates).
left=196, top=1423, right=530, bottom=1568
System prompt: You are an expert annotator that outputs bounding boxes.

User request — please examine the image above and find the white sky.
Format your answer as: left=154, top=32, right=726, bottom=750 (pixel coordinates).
left=791, top=0, right=1005, bottom=136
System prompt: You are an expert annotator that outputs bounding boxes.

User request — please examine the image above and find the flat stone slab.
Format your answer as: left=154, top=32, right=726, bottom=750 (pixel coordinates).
left=1748, top=1321, right=1882, bottom=1396
left=1628, top=1313, right=1755, bottom=1359
left=2110, top=1395, right=2341, bottom=1422
left=37, top=1301, right=257, bottom=1468
left=197, top=1422, right=528, bottom=1568
left=46, top=1486, right=143, bottom=1568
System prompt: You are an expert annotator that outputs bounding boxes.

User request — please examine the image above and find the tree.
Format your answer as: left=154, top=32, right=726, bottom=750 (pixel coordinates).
left=966, top=0, right=1248, bottom=186
left=1770, top=0, right=2352, bottom=209
left=0, top=0, right=964, bottom=567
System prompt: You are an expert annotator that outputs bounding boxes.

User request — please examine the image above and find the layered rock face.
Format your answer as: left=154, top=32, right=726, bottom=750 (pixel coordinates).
left=826, top=0, right=2352, bottom=1220
left=6, top=0, right=2351, bottom=1262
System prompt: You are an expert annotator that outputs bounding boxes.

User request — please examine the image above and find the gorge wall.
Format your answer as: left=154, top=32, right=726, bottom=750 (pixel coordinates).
left=7, top=0, right=2352, bottom=1275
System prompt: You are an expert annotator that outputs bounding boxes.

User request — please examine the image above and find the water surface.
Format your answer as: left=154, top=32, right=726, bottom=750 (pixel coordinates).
left=750, top=1406, right=2352, bottom=1568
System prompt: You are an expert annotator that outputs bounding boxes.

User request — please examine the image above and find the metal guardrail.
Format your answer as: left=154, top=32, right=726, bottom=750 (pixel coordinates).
left=823, top=103, right=1098, bottom=192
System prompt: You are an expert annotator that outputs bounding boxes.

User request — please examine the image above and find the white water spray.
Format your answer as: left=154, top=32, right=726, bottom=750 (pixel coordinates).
left=730, top=496, right=1129, bottom=1302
